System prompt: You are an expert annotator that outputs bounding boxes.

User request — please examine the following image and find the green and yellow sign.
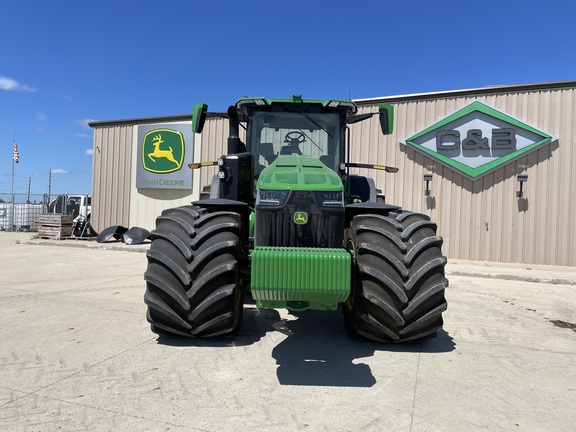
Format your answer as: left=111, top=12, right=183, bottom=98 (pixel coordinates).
left=136, top=124, right=193, bottom=189
left=142, top=129, right=184, bottom=173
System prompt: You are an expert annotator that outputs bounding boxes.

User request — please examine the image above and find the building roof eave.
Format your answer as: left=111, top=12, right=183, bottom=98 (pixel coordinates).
left=353, top=79, right=576, bottom=106
left=89, top=80, right=576, bottom=127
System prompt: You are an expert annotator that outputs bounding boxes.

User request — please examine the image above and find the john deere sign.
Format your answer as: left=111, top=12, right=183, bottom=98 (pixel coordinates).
left=142, top=129, right=184, bottom=174
left=402, top=101, right=556, bottom=179
left=136, top=123, right=193, bottom=189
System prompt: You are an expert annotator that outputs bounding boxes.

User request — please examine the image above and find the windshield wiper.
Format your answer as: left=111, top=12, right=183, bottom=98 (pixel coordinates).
left=297, top=129, right=324, bottom=152
left=294, top=106, right=334, bottom=139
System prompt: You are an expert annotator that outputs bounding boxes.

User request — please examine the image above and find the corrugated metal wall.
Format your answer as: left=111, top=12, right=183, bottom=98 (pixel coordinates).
left=195, top=85, right=575, bottom=265
left=91, top=125, right=133, bottom=232
left=91, top=121, right=201, bottom=232
left=351, top=86, right=575, bottom=266
left=127, top=121, right=199, bottom=230
left=91, top=83, right=575, bottom=266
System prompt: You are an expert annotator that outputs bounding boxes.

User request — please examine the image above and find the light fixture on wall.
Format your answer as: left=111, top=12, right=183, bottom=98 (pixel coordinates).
left=424, top=173, right=433, bottom=197
left=517, top=174, right=528, bottom=198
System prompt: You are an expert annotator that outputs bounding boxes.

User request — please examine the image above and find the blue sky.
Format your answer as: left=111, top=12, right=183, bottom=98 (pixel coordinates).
left=1, top=0, right=575, bottom=196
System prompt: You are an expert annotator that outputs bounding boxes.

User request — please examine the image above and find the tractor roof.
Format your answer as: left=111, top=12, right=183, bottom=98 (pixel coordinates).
left=235, top=95, right=358, bottom=115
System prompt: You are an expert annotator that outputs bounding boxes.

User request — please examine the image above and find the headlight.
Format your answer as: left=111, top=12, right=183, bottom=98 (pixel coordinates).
left=314, top=191, right=344, bottom=208
left=256, top=189, right=290, bottom=207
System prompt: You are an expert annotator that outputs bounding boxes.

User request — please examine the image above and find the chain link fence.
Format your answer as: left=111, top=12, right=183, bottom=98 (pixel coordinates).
left=0, top=193, right=70, bottom=231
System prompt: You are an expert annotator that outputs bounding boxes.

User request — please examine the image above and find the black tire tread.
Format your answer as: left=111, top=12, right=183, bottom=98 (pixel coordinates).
left=144, top=205, right=243, bottom=337
left=345, top=210, right=448, bottom=343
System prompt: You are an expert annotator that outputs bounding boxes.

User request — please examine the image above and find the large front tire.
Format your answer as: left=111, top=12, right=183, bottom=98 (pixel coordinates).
left=144, top=205, right=244, bottom=337
left=344, top=211, right=448, bottom=342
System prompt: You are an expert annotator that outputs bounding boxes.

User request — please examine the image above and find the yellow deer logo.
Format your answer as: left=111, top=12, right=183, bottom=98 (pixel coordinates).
left=294, top=211, right=308, bottom=224
left=148, top=134, right=178, bottom=165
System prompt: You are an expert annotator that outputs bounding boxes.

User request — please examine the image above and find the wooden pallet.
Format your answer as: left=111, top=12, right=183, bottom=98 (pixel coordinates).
left=37, top=215, right=73, bottom=240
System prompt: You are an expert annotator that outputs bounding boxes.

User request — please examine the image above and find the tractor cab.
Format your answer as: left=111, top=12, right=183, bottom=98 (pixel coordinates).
left=236, top=96, right=354, bottom=176
left=192, top=95, right=394, bottom=206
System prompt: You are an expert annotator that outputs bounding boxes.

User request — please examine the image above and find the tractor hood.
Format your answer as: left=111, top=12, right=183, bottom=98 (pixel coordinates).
left=257, top=155, right=343, bottom=191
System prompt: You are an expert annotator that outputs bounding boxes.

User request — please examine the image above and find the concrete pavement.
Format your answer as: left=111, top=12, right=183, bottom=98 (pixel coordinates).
left=0, top=232, right=575, bottom=431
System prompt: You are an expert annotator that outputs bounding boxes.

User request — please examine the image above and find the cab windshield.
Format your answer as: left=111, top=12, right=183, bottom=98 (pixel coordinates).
left=250, top=110, right=342, bottom=174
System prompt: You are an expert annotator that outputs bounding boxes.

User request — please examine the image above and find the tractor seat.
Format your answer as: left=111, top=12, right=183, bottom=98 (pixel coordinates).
left=280, top=145, right=302, bottom=155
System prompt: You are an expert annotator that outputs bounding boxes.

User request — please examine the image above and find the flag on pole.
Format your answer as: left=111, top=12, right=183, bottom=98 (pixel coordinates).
left=13, top=143, right=19, bottom=163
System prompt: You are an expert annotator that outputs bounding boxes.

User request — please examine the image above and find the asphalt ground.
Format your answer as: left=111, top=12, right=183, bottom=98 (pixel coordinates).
left=0, top=232, right=575, bottom=432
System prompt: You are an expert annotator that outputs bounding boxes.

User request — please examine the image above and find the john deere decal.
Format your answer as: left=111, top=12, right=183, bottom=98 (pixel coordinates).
left=402, top=100, right=556, bottom=179
left=294, top=211, right=308, bottom=225
left=142, top=129, right=185, bottom=174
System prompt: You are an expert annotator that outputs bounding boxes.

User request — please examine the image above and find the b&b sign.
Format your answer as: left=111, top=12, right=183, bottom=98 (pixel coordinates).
left=402, top=101, right=556, bottom=179
left=436, top=128, right=516, bottom=151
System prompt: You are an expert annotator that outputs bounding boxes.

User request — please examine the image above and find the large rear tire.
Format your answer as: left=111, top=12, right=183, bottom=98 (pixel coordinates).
left=144, top=205, right=244, bottom=337
left=344, top=211, right=448, bottom=342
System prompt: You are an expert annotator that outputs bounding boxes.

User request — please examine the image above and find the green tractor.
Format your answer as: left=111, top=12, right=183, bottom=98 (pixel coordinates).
left=144, top=95, right=448, bottom=342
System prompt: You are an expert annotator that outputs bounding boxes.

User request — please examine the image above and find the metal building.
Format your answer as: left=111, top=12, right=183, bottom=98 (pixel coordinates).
left=89, top=80, right=576, bottom=266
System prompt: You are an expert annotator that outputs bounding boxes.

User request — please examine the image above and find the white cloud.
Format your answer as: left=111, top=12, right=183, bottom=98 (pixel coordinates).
left=52, top=90, right=72, bottom=101
left=52, top=168, right=68, bottom=174
left=85, top=149, right=93, bottom=156
left=0, top=76, right=36, bottom=92
left=75, top=118, right=97, bottom=129
left=76, top=133, right=92, bottom=139
left=36, top=112, right=47, bottom=120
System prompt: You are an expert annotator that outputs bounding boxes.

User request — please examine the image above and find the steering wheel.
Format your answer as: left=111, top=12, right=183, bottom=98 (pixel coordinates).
left=284, top=131, right=307, bottom=145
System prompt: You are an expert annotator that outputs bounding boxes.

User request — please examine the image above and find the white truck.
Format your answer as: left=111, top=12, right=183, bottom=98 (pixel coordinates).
left=47, top=194, right=91, bottom=218
left=47, top=194, right=95, bottom=236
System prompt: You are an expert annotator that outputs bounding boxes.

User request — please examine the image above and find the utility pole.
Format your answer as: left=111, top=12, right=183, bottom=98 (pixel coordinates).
left=11, top=132, right=18, bottom=231
left=48, top=169, right=52, bottom=201
left=27, top=177, right=31, bottom=203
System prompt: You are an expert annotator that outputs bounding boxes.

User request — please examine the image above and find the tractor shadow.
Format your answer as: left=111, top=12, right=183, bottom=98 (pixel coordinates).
left=155, top=305, right=456, bottom=388
left=155, top=306, right=284, bottom=348
left=271, top=310, right=455, bottom=388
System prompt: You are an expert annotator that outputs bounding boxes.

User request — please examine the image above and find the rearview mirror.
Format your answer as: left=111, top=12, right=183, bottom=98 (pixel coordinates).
left=345, top=113, right=373, bottom=124
left=192, top=103, right=208, bottom=134
left=379, top=103, right=394, bottom=135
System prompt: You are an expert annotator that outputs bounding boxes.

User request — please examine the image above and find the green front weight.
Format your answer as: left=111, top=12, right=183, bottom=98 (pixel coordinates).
left=250, top=247, right=351, bottom=311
